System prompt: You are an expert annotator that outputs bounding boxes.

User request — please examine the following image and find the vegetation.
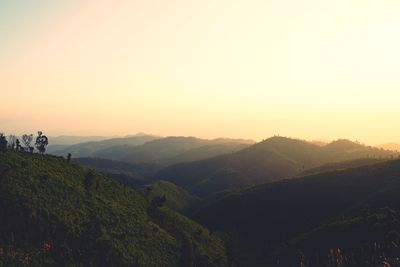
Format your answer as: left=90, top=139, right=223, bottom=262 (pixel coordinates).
left=0, top=134, right=7, bottom=152
left=73, top=157, right=161, bottom=188
left=140, top=181, right=200, bottom=211
left=274, top=208, right=400, bottom=266
left=189, top=159, right=400, bottom=266
left=156, top=136, right=397, bottom=197
left=35, top=131, right=49, bottom=154
left=22, top=134, right=34, bottom=153
left=0, top=150, right=227, bottom=266
left=299, top=158, right=386, bottom=176
left=3, top=132, right=400, bottom=266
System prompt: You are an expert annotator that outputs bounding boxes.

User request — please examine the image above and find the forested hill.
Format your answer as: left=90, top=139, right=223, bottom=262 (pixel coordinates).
left=0, top=150, right=227, bottom=267
left=190, top=159, right=400, bottom=266
left=156, top=136, right=396, bottom=196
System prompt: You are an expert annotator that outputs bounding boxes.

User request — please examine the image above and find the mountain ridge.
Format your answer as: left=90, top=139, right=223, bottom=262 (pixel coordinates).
left=156, top=136, right=396, bottom=196
left=189, top=159, right=400, bottom=266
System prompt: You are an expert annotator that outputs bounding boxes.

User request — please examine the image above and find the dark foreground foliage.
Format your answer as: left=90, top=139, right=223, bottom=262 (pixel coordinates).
left=191, top=159, right=400, bottom=266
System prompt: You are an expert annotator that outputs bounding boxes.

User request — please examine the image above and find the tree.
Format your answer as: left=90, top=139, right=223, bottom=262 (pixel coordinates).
left=35, top=131, right=49, bottom=155
left=22, top=134, right=34, bottom=152
left=8, top=135, right=17, bottom=150
left=16, top=139, right=21, bottom=151
left=0, top=133, right=7, bottom=151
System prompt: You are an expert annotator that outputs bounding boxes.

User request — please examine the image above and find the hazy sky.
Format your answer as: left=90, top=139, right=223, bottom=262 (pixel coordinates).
left=1, top=0, right=400, bottom=144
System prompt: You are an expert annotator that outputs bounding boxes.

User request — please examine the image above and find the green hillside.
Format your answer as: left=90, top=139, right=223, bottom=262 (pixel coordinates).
left=73, top=157, right=162, bottom=187
left=0, top=150, right=227, bottom=267
left=190, top=159, right=400, bottom=266
left=140, top=181, right=200, bottom=211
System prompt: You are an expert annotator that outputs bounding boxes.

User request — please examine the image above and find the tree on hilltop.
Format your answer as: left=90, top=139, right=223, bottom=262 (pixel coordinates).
left=22, top=134, right=34, bottom=153
left=0, top=133, right=7, bottom=151
left=8, top=135, right=17, bottom=150
left=16, top=138, right=21, bottom=151
left=35, top=131, right=49, bottom=155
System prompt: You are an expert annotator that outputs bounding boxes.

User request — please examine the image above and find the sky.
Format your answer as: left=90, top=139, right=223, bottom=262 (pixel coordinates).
left=1, top=0, right=400, bottom=144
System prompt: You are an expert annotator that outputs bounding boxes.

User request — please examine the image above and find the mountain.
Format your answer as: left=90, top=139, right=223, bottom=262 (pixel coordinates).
left=48, top=136, right=111, bottom=145
left=73, top=157, right=162, bottom=187
left=0, top=150, right=227, bottom=266
left=47, top=136, right=112, bottom=153
left=49, top=134, right=159, bottom=158
left=190, top=159, right=400, bottom=266
left=156, top=137, right=397, bottom=197
left=94, top=136, right=253, bottom=166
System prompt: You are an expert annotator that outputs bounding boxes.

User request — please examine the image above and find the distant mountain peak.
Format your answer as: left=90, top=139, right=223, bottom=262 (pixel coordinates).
left=256, top=136, right=316, bottom=147
left=125, top=133, right=159, bottom=137
left=260, top=135, right=298, bottom=143
left=325, top=139, right=365, bottom=150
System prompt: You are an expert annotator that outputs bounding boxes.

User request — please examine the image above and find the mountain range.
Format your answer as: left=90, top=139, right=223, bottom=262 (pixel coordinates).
left=48, top=134, right=160, bottom=158
left=50, top=135, right=254, bottom=166
left=156, top=137, right=396, bottom=196
left=2, top=134, right=400, bottom=266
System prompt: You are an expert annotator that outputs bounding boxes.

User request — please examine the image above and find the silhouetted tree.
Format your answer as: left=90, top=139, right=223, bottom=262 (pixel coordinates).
left=67, top=153, right=72, bottom=163
left=22, top=134, right=34, bottom=152
left=35, top=131, right=48, bottom=154
left=16, top=139, right=21, bottom=151
left=0, top=133, right=7, bottom=151
left=8, top=135, right=17, bottom=149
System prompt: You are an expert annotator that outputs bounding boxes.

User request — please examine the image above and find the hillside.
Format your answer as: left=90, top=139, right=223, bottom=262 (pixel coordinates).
left=94, top=136, right=253, bottom=166
left=139, top=181, right=200, bottom=211
left=73, top=157, right=162, bottom=188
left=156, top=137, right=396, bottom=197
left=49, top=134, right=159, bottom=158
left=299, top=158, right=386, bottom=176
left=0, top=150, right=227, bottom=266
left=190, top=159, right=400, bottom=266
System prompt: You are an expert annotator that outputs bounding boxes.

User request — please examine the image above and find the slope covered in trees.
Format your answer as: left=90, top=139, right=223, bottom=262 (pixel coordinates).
left=298, top=158, right=386, bottom=176
left=156, top=137, right=396, bottom=196
left=0, top=150, right=227, bottom=266
left=73, top=157, right=162, bottom=187
left=139, top=181, right=200, bottom=211
left=189, top=159, right=400, bottom=266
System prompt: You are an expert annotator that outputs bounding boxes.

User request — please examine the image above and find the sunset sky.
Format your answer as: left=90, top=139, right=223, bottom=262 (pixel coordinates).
left=1, top=0, right=400, bottom=144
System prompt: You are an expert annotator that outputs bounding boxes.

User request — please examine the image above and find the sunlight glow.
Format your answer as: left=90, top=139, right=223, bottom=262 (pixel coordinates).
left=1, top=0, right=400, bottom=144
